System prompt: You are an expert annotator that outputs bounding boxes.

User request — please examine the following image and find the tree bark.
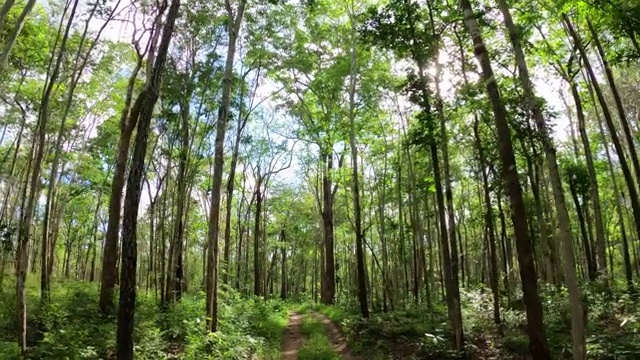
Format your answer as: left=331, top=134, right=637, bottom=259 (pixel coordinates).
left=15, top=0, right=78, bottom=352
left=253, top=176, right=263, bottom=297
left=473, top=118, right=501, bottom=325
left=99, top=51, right=145, bottom=313
left=460, top=1, right=551, bottom=357
left=347, top=23, right=369, bottom=318
left=0, top=0, right=16, bottom=28
left=587, top=18, right=640, bottom=195
left=569, top=81, right=608, bottom=279
left=206, top=0, right=246, bottom=332
left=565, top=15, right=640, bottom=266
left=116, top=0, right=179, bottom=357
left=0, top=0, right=37, bottom=66
left=321, top=151, right=336, bottom=304
left=498, top=4, right=585, bottom=358
left=167, top=74, right=192, bottom=302
left=280, top=228, right=287, bottom=300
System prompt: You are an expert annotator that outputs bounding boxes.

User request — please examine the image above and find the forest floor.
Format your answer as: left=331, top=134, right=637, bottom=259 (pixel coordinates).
left=281, top=311, right=359, bottom=360
left=282, top=313, right=304, bottom=360
left=2, top=280, right=640, bottom=359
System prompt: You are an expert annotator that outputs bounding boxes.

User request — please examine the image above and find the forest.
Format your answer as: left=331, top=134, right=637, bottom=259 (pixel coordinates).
left=0, top=0, right=639, bottom=359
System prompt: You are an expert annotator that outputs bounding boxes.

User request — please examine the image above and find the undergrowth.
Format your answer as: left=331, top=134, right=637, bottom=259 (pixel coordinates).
left=308, top=284, right=640, bottom=359
left=0, top=279, right=289, bottom=359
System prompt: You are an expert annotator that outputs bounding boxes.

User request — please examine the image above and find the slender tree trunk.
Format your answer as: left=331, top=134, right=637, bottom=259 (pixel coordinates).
left=321, top=151, right=336, bottom=304
left=565, top=15, right=640, bottom=255
left=99, top=53, right=144, bottom=314
left=223, top=77, right=252, bottom=285
left=0, top=0, right=16, bottom=28
left=474, top=118, right=501, bottom=325
left=397, top=154, right=410, bottom=301
left=461, top=1, right=551, bottom=357
left=411, top=31, right=463, bottom=345
left=587, top=18, right=640, bottom=194
left=280, top=228, right=287, bottom=300
left=253, top=177, right=263, bottom=296
left=570, top=82, right=608, bottom=279
left=568, top=181, right=596, bottom=281
left=347, top=24, right=369, bottom=317
left=15, top=0, right=78, bottom=351
left=498, top=5, right=585, bottom=357
left=116, top=1, right=179, bottom=357
left=168, top=76, right=191, bottom=302
left=87, top=188, right=104, bottom=282
left=223, top=124, right=243, bottom=285
left=206, top=0, right=246, bottom=332
left=588, top=74, right=635, bottom=294
left=42, top=0, right=104, bottom=301
left=434, top=57, right=461, bottom=299
left=0, top=0, right=37, bottom=66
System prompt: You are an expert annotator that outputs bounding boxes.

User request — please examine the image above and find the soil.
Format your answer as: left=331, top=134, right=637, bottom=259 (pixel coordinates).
left=312, top=312, right=360, bottom=360
left=282, top=313, right=305, bottom=360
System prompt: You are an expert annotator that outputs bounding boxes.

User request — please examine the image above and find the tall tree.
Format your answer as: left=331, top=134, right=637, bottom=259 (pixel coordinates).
left=206, top=0, right=247, bottom=332
left=459, top=0, right=551, bottom=357
left=116, top=0, right=180, bottom=357
left=496, top=2, right=585, bottom=358
left=15, top=0, right=79, bottom=352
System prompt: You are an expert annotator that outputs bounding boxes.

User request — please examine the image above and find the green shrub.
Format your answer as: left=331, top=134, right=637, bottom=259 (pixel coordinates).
left=0, top=341, right=20, bottom=360
left=179, top=289, right=288, bottom=359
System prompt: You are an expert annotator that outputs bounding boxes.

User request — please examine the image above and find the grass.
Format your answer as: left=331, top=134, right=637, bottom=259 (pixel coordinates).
left=297, top=314, right=338, bottom=360
left=300, top=314, right=325, bottom=336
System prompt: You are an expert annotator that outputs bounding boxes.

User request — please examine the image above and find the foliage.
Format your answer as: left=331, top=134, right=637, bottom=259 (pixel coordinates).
left=0, top=280, right=289, bottom=359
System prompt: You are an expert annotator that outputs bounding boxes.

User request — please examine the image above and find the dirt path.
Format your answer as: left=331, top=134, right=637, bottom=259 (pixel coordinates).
left=282, top=312, right=305, bottom=360
left=312, top=312, right=360, bottom=360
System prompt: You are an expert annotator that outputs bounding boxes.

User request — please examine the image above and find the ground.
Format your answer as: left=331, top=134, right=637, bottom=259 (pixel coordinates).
left=281, top=311, right=359, bottom=360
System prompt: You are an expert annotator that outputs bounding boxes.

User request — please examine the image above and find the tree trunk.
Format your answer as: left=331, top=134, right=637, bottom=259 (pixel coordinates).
left=167, top=75, right=191, bottom=302
left=0, top=0, right=16, bottom=29
left=0, top=0, right=37, bottom=66
left=347, top=25, right=369, bottom=318
left=569, top=82, right=608, bottom=279
left=565, top=15, right=640, bottom=260
left=42, top=0, right=103, bottom=301
left=15, top=0, right=78, bottom=351
left=280, top=228, right=287, bottom=300
left=223, top=93, right=250, bottom=285
left=568, top=181, right=596, bottom=281
left=206, top=0, right=246, bottom=332
left=99, top=52, right=144, bottom=314
left=587, top=18, right=640, bottom=195
left=116, top=0, right=179, bottom=357
left=253, top=177, right=263, bottom=297
left=498, top=5, right=585, bottom=358
left=474, top=118, right=501, bottom=325
left=411, top=24, right=463, bottom=344
left=321, top=151, right=336, bottom=304
left=460, top=1, right=551, bottom=357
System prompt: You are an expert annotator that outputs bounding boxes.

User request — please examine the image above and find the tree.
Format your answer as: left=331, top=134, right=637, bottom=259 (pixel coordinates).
left=459, top=0, right=551, bottom=357
left=206, top=0, right=247, bottom=333
left=496, top=2, right=585, bottom=357
left=116, top=0, right=180, bottom=357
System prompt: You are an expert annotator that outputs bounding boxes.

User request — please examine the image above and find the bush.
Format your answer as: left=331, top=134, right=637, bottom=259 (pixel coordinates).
left=179, top=289, right=288, bottom=359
